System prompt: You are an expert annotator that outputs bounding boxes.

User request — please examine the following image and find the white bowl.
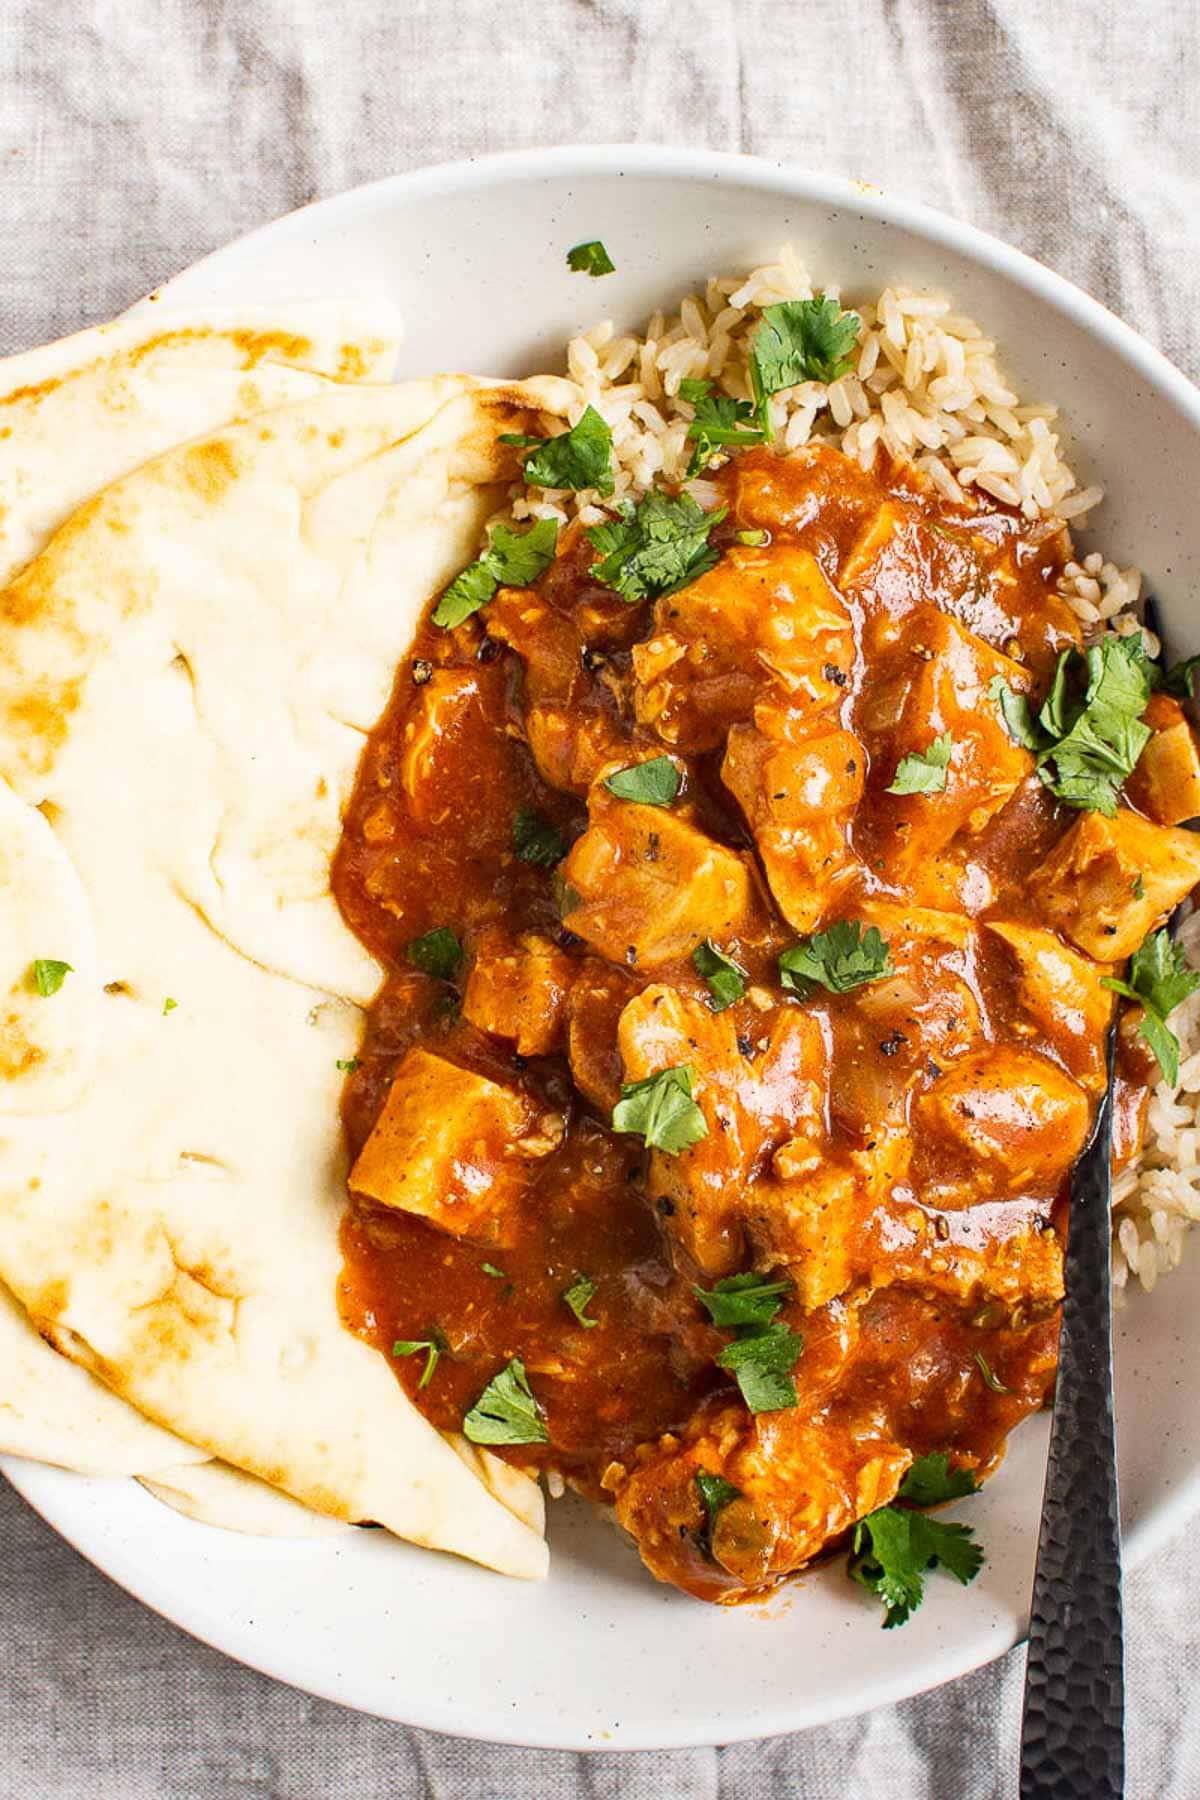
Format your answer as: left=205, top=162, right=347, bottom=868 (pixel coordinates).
left=5, top=145, right=1200, bottom=1750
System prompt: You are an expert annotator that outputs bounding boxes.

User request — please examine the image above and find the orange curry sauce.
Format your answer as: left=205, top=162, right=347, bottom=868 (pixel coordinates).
left=333, top=444, right=1188, bottom=1604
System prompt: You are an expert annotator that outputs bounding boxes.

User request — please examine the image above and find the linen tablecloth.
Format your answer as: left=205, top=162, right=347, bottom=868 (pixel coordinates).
left=2, top=2, right=1198, bottom=1793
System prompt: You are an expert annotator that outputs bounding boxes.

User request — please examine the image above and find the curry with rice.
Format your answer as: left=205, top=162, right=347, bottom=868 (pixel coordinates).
left=335, top=436, right=1200, bottom=1614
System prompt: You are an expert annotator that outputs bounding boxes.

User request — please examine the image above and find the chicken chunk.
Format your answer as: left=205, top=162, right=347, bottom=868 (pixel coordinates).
left=1125, top=692, right=1200, bottom=827
left=462, top=927, right=574, bottom=1056
left=617, top=986, right=827, bottom=1277
left=610, top=1278, right=1055, bottom=1603
left=824, top=903, right=985, bottom=1136
left=565, top=963, right=640, bottom=1113
left=1030, top=809, right=1200, bottom=959
left=859, top=607, right=1035, bottom=876
left=631, top=543, right=854, bottom=750
left=840, top=499, right=1080, bottom=663
left=985, top=919, right=1114, bottom=1091
left=561, top=786, right=761, bottom=971
left=721, top=722, right=864, bottom=933
left=613, top=1392, right=911, bottom=1602
left=914, top=1047, right=1091, bottom=1200
left=748, top=1131, right=1064, bottom=1312
left=487, top=585, right=631, bottom=795
left=348, top=1049, right=555, bottom=1245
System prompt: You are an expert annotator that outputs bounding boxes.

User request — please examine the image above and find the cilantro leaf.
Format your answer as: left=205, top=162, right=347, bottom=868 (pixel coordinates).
left=1039, top=639, right=1152, bottom=813
left=1102, top=926, right=1200, bottom=1084
left=462, top=1357, right=549, bottom=1445
left=497, top=432, right=544, bottom=448
left=393, top=1328, right=447, bottom=1391
left=162, top=997, right=178, bottom=1016
left=694, top=1271, right=793, bottom=1330
left=993, top=637, right=1153, bottom=814
left=603, top=756, right=680, bottom=807
left=335, top=1057, right=361, bottom=1074
left=692, top=938, right=747, bottom=1012
left=695, top=1470, right=741, bottom=1522
left=850, top=1506, right=983, bottom=1628
left=716, top=1321, right=802, bottom=1413
left=31, top=959, right=72, bottom=997
left=480, top=1261, right=509, bottom=1281
left=897, top=1452, right=980, bottom=1506
left=567, top=239, right=615, bottom=277
left=988, top=675, right=1043, bottom=751
left=406, top=926, right=464, bottom=980
left=586, top=490, right=727, bottom=603
left=432, top=517, right=559, bottom=627
left=520, top=406, right=614, bottom=495
left=694, top=1471, right=742, bottom=1556
left=612, top=1063, right=709, bottom=1156
left=778, top=921, right=893, bottom=998
left=433, top=558, right=497, bottom=630
left=562, top=1273, right=599, bottom=1328
left=887, top=731, right=954, bottom=796
left=682, top=380, right=765, bottom=476
left=749, top=295, right=861, bottom=434
left=512, top=808, right=566, bottom=867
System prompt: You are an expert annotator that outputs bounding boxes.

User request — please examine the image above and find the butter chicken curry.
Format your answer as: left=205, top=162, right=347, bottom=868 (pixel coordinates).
left=335, top=442, right=1200, bottom=1610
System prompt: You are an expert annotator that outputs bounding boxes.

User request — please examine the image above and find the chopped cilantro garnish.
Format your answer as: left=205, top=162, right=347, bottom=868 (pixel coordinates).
left=462, top=1357, right=549, bottom=1445
left=991, top=635, right=1153, bottom=815
left=432, top=517, right=559, bottom=628
left=586, top=490, right=727, bottom=602
left=393, top=1328, right=447, bottom=1391
left=520, top=406, right=614, bottom=495
left=778, top=921, right=893, bottom=998
left=603, top=756, right=680, bottom=807
left=335, top=1057, right=361, bottom=1074
left=716, top=1321, right=802, bottom=1414
left=694, top=1271, right=793, bottom=1331
left=850, top=1499, right=983, bottom=1629
left=612, top=1063, right=708, bottom=1156
left=566, top=239, right=616, bottom=277
left=887, top=731, right=954, bottom=796
left=692, top=939, right=747, bottom=1012
left=562, top=1273, right=599, bottom=1328
left=1132, top=874, right=1145, bottom=900
left=896, top=1452, right=980, bottom=1507
left=480, top=1261, right=508, bottom=1280
left=733, top=528, right=770, bottom=547
left=680, top=378, right=765, bottom=476
left=162, top=997, right=178, bottom=1016
left=406, top=926, right=464, bottom=981
left=974, top=1351, right=1011, bottom=1395
left=695, top=1471, right=741, bottom=1555
left=749, top=295, right=861, bottom=435
left=1102, top=926, right=1200, bottom=1085
left=512, top=808, right=566, bottom=867
left=497, top=432, right=545, bottom=448
left=31, top=959, right=72, bottom=997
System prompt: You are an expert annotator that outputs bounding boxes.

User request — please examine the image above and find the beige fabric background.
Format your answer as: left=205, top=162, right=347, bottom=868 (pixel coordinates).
left=1, top=1, right=1198, bottom=1793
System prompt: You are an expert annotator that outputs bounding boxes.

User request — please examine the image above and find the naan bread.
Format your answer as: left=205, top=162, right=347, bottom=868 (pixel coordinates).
left=0, top=298, right=400, bottom=589
left=0, top=1279, right=206, bottom=1475
left=0, top=374, right=573, bottom=1576
left=138, top=1460, right=352, bottom=1538
left=0, top=299, right=403, bottom=1489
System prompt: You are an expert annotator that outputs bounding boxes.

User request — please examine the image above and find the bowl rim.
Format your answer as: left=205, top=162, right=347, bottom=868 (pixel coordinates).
left=6, top=140, right=1200, bottom=1749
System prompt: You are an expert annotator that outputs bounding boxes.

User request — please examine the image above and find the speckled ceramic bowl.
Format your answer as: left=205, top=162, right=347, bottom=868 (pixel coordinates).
left=6, top=145, right=1200, bottom=1748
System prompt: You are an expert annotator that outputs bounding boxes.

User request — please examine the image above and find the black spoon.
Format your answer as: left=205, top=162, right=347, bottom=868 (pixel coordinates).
left=1015, top=592, right=1186, bottom=1796
left=1018, top=1023, right=1123, bottom=1799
